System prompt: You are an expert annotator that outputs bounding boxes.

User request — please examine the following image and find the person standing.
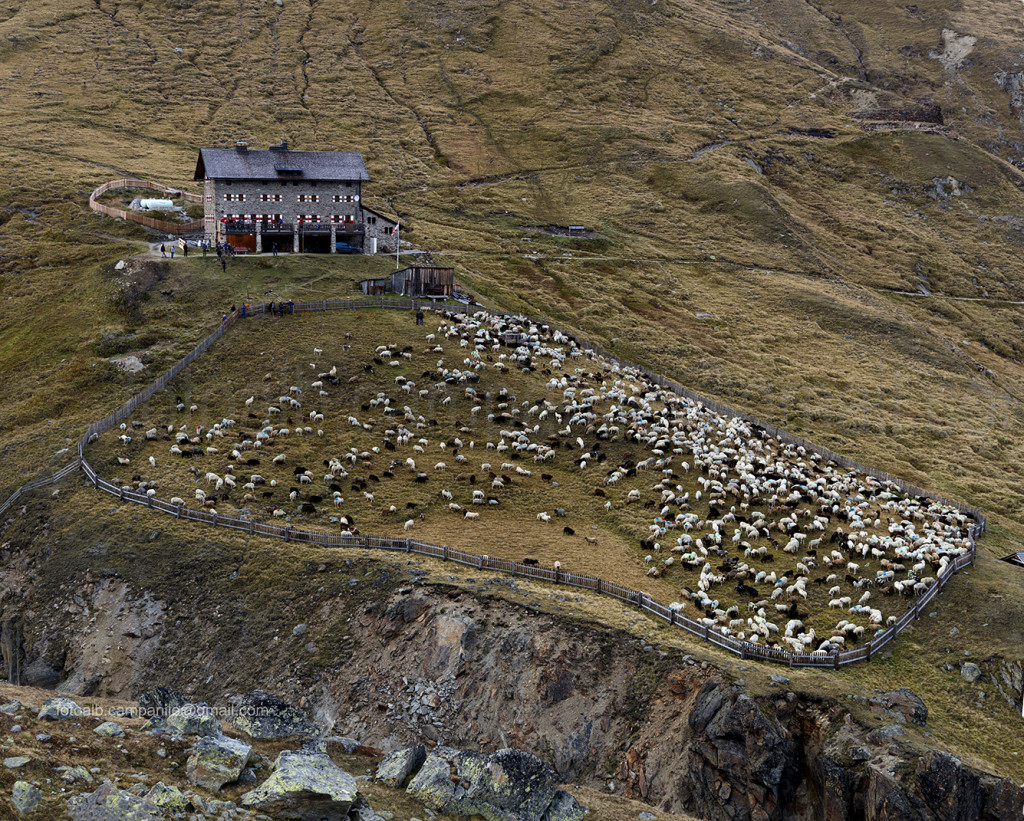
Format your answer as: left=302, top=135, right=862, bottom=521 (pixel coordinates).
left=169, top=245, right=175, bottom=259
left=160, top=243, right=166, bottom=258
left=183, top=242, right=188, bottom=258
left=416, top=309, right=424, bottom=325
left=221, top=257, right=227, bottom=273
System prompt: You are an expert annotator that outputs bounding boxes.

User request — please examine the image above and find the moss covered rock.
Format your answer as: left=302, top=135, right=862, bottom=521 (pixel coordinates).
left=167, top=703, right=221, bottom=737
left=375, top=743, right=426, bottom=788
left=240, top=749, right=358, bottom=820
left=406, top=746, right=563, bottom=821
left=406, top=746, right=489, bottom=817
left=186, top=734, right=252, bottom=790
left=93, top=721, right=125, bottom=738
left=144, top=782, right=190, bottom=815
left=38, top=696, right=85, bottom=721
left=230, top=690, right=316, bottom=739
left=68, top=782, right=164, bottom=820
left=12, top=781, right=40, bottom=815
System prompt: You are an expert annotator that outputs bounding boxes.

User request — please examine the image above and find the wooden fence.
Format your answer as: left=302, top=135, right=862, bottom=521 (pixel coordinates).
left=89, top=179, right=204, bottom=236
left=1, top=296, right=985, bottom=669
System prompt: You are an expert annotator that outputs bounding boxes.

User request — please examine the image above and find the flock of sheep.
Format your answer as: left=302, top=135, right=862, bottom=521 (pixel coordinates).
left=95, top=308, right=976, bottom=655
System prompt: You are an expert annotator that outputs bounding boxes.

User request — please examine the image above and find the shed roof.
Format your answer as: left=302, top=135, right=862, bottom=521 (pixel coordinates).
left=194, top=147, right=370, bottom=182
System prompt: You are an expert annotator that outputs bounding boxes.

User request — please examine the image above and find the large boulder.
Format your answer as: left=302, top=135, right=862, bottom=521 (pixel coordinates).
left=12, top=781, right=40, bottom=815
left=406, top=746, right=489, bottom=817
left=138, top=686, right=189, bottom=721
left=167, top=703, right=221, bottom=737
left=868, top=689, right=928, bottom=726
left=230, top=690, right=316, bottom=739
left=240, top=749, right=359, bottom=820
left=186, top=734, right=253, bottom=790
left=406, top=746, right=561, bottom=821
left=375, top=743, right=426, bottom=788
left=144, top=783, right=190, bottom=815
left=68, top=782, right=164, bottom=820
left=93, top=721, right=124, bottom=738
left=38, top=696, right=85, bottom=721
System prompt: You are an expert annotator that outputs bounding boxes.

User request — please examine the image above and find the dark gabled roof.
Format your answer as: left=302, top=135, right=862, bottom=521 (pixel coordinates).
left=194, top=148, right=370, bottom=182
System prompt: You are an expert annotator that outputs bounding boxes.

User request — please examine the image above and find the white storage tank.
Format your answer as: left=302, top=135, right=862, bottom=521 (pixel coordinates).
left=140, top=198, right=174, bottom=210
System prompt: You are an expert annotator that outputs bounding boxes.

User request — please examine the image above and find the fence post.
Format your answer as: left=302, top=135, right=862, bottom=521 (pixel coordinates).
left=834, top=654, right=839, bottom=670
left=285, top=526, right=291, bottom=542
left=596, top=578, right=602, bottom=594
left=442, top=545, right=448, bottom=561
left=119, top=486, right=125, bottom=501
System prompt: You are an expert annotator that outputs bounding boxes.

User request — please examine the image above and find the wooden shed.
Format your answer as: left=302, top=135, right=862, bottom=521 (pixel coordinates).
left=358, top=277, right=390, bottom=296
left=390, top=265, right=454, bottom=298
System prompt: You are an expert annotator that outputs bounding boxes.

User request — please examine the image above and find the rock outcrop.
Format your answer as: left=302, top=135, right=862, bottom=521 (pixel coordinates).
left=230, top=689, right=316, bottom=739
left=241, top=749, right=359, bottom=819
left=137, top=686, right=189, bottom=720
left=868, top=688, right=929, bottom=726
left=405, top=745, right=567, bottom=821
left=682, top=678, right=798, bottom=821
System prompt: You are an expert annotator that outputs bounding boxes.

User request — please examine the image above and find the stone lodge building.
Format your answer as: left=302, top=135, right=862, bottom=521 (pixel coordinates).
left=193, top=141, right=398, bottom=254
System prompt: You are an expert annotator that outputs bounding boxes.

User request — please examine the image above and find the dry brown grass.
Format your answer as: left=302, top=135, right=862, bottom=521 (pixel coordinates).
left=2, top=0, right=1024, bottom=789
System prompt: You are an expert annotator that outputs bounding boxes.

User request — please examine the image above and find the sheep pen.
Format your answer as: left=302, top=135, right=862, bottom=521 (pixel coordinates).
left=84, top=306, right=980, bottom=658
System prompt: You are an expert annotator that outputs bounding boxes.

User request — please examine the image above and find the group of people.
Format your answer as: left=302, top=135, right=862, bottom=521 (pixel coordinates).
left=265, top=300, right=295, bottom=317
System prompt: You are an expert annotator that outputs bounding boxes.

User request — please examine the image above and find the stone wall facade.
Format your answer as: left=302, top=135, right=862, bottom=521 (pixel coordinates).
left=362, top=208, right=399, bottom=255
left=202, top=177, right=364, bottom=252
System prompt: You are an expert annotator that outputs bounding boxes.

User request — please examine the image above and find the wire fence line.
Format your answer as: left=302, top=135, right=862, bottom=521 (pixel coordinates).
left=2, top=295, right=984, bottom=668
left=89, top=179, right=204, bottom=236
left=0, top=461, right=79, bottom=518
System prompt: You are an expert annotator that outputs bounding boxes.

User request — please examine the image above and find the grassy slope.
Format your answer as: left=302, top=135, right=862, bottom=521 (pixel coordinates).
left=2, top=0, right=1024, bottom=786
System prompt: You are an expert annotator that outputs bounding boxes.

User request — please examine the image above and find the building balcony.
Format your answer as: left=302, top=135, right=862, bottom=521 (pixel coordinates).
left=220, top=219, right=364, bottom=235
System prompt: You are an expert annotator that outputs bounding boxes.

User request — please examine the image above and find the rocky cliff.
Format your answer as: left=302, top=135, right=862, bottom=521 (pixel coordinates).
left=1, top=495, right=1019, bottom=821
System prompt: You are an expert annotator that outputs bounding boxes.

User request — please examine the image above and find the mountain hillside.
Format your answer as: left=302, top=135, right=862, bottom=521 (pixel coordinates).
left=3, top=0, right=1024, bottom=815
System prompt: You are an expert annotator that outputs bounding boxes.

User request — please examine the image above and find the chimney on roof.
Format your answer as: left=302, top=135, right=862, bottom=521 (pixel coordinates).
left=270, top=138, right=289, bottom=152
left=234, top=141, right=248, bottom=152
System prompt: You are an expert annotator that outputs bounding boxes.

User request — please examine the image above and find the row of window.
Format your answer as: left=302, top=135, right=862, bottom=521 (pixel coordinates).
left=223, top=193, right=361, bottom=203
left=224, top=214, right=358, bottom=224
